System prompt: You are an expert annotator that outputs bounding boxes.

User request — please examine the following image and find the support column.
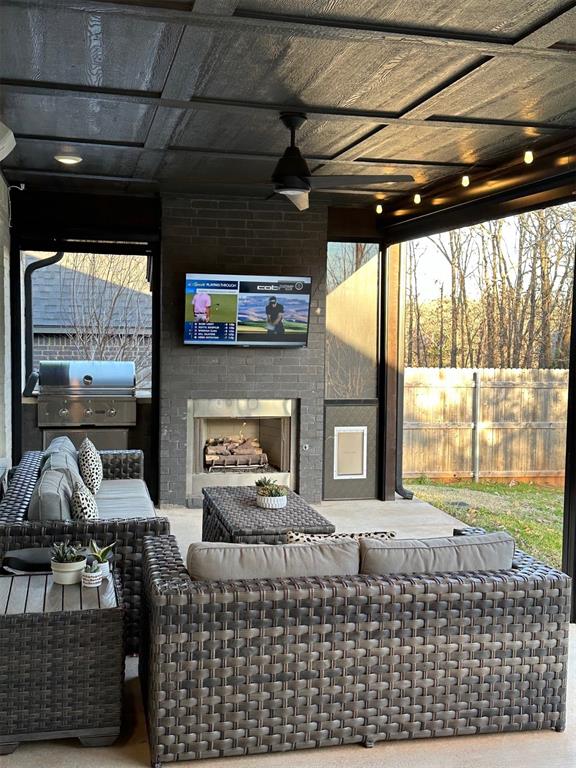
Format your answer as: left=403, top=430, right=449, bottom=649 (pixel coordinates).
left=0, top=179, right=12, bottom=467
left=379, top=243, right=402, bottom=500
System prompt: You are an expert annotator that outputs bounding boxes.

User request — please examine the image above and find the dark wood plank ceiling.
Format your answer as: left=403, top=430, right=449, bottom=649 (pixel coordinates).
left=1, top=0, right=575, bottom=205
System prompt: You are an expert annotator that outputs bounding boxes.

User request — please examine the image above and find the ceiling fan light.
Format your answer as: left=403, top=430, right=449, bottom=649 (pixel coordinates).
left=276, top=188, right=307, bottom=197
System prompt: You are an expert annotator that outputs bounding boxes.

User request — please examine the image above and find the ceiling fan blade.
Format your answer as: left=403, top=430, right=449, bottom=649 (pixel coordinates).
left=286, top=191, right=310, bottom=211
left=309, top=174, right=414, bottom=188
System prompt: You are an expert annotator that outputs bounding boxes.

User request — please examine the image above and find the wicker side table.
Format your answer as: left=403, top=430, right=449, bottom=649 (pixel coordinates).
left=202, top=486, right=335, bottom=543
left=0, top=573, right=124, bottom=755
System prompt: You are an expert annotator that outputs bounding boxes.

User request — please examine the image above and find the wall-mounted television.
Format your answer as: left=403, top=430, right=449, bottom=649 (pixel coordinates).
left=184, top=274, right=312, bottom=347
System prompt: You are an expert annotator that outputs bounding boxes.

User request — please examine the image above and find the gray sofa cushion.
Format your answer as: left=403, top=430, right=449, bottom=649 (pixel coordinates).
left=42, top=451, right=83, bottom=489
left=95, top=479, right=156, bottom=520
left=28, top=469, right=73, bottom=522
left=360, top=532, right=515, bottom=575
left=42, top=436, right=78, bottom=463
left=187, top=539, right=360, bottom=581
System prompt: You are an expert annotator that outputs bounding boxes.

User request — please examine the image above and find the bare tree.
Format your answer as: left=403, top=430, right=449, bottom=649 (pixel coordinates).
left=404, top=202, right=575, bottom=369
left=59, top=253, right=152, bottom=388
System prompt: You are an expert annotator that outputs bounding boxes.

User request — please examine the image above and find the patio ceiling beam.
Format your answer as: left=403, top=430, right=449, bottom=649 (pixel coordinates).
left=5, top=0, right=576, bottom=62
left=12, top=134, right=483, bottom=169
left=2, top=80, right=572, bottom=135
left=133, top=0, right=240, bottom=179
left=3, top=168, right=157, bottom=185
left=3, top=166, right=409, bottom=196
left=324, top=4, right=576, bottom=167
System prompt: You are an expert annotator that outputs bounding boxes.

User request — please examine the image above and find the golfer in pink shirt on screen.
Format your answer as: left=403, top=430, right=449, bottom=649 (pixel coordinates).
left=193, top=290, right=211, bottom=321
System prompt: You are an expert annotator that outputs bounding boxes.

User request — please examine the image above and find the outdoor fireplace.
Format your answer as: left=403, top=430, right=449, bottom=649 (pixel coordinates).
left=186, top=398, right=297, bottom=506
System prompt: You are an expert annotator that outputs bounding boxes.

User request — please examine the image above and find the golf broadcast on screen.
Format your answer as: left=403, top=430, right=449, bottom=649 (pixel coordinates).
left=184, top=274, right=312, bottom=347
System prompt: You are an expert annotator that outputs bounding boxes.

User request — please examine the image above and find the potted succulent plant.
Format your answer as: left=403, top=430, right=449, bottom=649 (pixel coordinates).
left=50, top=541, right=87, bottom=585
left=255, top=477, right=288, bottom=509
left=82, top=560, right=103, bottom=589
left=89, top=540, right=117, bottom=579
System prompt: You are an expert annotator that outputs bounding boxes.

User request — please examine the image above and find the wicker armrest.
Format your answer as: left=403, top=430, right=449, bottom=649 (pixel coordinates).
left=99, top=449, right=143, bottom=480
left=142, top=534, right=194, bottom=599
left=452, top=525, right=559, bottom=574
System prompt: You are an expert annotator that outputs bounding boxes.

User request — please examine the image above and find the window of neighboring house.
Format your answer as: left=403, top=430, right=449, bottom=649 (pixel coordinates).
left=25, top=251, right=152, bottom=390
left=325, top=242, right=380, bottom=399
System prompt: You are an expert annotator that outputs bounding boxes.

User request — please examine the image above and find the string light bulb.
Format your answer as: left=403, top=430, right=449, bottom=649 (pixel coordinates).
left=375, top=203, right=383, bottom=214
left=524, top=150, right=534, bottom=164
left=413, top=193, right=422, bottom=205
left=461, top=174, right=470, bottom=188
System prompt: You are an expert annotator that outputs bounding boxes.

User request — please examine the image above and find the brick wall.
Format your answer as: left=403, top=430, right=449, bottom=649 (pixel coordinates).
left=33, top=334, right=82, bottom=366
left=160, top=196, right=328, bottom=505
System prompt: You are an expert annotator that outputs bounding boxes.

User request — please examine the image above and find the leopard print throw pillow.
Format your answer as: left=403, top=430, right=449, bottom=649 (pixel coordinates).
left=70, top=482, right=99, bottom=521
left=286, top=530, right=396, bottom=544
left=78, top=437, right=103, bottom=495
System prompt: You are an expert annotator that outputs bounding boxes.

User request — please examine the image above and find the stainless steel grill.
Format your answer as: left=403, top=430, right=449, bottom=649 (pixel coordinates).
left=37, top=360, right=137, bottom=427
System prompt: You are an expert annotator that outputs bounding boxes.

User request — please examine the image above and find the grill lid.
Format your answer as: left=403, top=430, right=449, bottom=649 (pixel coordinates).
left=38, top=360, right=135, bottom=394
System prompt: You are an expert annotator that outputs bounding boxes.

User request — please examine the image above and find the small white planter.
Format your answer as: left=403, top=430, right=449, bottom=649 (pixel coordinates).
left=98, top=560, right=111, bottom=579
left=51, top=557, right=87, bottom=585
left=82, top=568, right=103, bottom=589
left=256, top=494, right=287, bottom=509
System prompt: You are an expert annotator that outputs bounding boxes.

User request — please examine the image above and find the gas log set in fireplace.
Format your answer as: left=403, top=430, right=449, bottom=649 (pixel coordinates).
left=187, top=399, right=296, bottom=505
left=205, top=433, right=269, bottom=470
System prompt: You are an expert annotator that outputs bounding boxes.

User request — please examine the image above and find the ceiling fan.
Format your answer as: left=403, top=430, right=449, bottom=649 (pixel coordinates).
left=271, top=112, right=414, bottom=211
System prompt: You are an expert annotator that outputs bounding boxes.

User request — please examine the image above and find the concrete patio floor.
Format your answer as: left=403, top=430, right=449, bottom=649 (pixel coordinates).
left=167, top=496, right=465, bottom=557
left=2, top=497, right=574, bottom=768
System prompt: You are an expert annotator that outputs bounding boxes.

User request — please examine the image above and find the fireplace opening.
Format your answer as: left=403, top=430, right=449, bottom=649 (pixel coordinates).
left=186, top=399, right=297, bottom=506
left=202, top=417, right=291, bottom=473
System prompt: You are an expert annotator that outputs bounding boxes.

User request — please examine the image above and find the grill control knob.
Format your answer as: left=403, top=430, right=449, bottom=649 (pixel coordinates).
left=59, top=408, right=69, bottom=417
left=84, top=408, right=94, bottom=417
left=107, top=407, right=117, bottom=417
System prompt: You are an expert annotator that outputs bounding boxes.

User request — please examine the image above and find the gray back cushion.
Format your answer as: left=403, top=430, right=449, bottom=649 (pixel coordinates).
left=360, top=532, right=515, bottom=575
left=42, top=450, right=83, bottom=489
left=42, top=436, right=78, bottom=463
left=28, top=469, right=73, bottom=522
left=187, top=539, right=360, bottom=581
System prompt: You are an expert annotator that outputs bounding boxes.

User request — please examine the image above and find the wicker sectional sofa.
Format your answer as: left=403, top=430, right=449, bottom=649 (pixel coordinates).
left=0, top=449, right=170, bottom=653
left=140, top=533, right=570, bottom=765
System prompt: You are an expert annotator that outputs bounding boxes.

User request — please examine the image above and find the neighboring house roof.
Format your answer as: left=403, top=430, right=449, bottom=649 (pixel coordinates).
left=26, top=253, right=152, bottom=332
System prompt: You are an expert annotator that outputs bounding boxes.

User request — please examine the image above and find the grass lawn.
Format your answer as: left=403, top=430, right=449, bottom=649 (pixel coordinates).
left=405, top=478, right=564, bottom=568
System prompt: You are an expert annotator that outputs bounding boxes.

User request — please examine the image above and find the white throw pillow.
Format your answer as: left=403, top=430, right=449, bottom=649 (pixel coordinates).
left=78, top=437, right=103, bottom=495
left=70, top=482, right=99, bottom=521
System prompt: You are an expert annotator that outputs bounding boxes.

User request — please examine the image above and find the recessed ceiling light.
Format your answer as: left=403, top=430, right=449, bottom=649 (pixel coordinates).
left=461, top=174, right=470, bottom=187
left=54, top=154, right=83, bottom=165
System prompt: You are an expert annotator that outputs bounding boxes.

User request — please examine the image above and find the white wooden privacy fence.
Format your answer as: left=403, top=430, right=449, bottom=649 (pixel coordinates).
left=403, top=368, right=569, bottom=481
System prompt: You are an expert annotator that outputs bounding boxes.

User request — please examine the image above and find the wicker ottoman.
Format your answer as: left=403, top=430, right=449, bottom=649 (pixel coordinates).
left=0, top=573, right=124, bottom=754
left=202, top=486, right=335, bottom=543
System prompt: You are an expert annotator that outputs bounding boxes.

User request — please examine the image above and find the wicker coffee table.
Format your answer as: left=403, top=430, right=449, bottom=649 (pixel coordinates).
left=0, top=573, right=124, bottom=754
left=202, top=486, right=335, bottom=543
